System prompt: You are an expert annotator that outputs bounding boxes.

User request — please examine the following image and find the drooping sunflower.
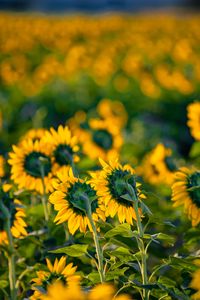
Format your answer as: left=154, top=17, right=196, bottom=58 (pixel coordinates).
left=8, top=139, right=54, bottom=194
left=20, top=128, right=48, bottom=143
left=31, top=256, right=79, bottom=300
left=0, top=184, right=27, bottom=245
left=41, top=281, right=131, bottom=300
left=43, top=125, right=80, bottom=173
left=82, top=118, right=123, bottom=161
left=0, top=155, right=5, bottom=178
left=187, top=101, right=200, bottom=141
left=139, top=143, right=176, bottom=185
left=190, top=260, right=200, bottom=300
left=49, top=167, right=106, bottom=235
left=172, top=167, right=200, bottom=226
left=97, top=98, right=128, bottom=128
left=90, top=158, right=145, bottom=224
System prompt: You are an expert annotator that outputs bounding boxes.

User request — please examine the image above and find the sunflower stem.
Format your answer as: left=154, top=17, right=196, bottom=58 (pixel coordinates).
left=0, top=201, right=17, bottom=300
left=39, top=161, right=49, bottom=222
left=84, top=196, right=105, bottom=283
left=127, top=184, right=149, bottom=300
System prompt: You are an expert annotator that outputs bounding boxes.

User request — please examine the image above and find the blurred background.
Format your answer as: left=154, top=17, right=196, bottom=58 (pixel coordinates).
left=0, top=0, right=199, bottom=12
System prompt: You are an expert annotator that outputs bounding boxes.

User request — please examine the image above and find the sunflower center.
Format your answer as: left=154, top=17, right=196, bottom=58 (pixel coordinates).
left=24, top=152, right=51, bottom=178
left=0, top=189, right=16, bottom=230
left=54, top=144, right=74, bottom=166
left=67, top=181, right=98, bottom=216
left=42, top=273, right=66, bottom=290
left=188, top=172, right=200, bottom=208
left=92, top=129, right=113, bottom=150
left=107, top=169, right=136, bottom=207
left=164, top=156, right=176, bottom=172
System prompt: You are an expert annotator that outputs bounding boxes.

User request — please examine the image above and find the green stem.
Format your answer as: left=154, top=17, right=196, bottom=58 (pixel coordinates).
left=0, top=202, right=17, bottom=300
left=127, top=185, right=149, bottom=300
left=85, top=196, right=105, bottom=283
left=40, top=164, right=49, bottom=222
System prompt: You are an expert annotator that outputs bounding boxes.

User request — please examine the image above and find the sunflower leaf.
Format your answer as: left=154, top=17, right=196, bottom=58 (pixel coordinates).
left=104, top=223, right=134, bottom=238
left=49, top=244, right=88, bottom=257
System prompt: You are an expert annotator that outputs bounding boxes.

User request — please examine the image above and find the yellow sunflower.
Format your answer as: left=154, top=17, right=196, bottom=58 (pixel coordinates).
left=187, top=102, right=200, bottom=141
left=191, top=260, right=200, bottom=300
left=0, top=155, right=5, bottom=178
left=43, top=125, right=80, bottom=173
left=172, top=167, right=200, bottom=226
left=83, top=118, right=123, bottom=161
left=31, top=256, right=79, bottom=300
left=0, top=184, right=27, bottom=245
left=139, top=143, right=176, bottom=185
left=8, top=139, right=54, bottom=194
left=97, top=98, right=128, bottom=128
left=90, top=158, right=145, bottom=225
left=68, top=111, right=91, bottom=144
left=41, top=281, right=131, bottom=300
left=20, top=128, right=48, bottom=143
left=49, top=167, right=106, bottom=235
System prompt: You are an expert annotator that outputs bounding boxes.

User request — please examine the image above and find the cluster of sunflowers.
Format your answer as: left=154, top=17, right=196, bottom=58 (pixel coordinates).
left=0, top=13, right=200, bottom=101
left=0, top=96, right=200, bottom=300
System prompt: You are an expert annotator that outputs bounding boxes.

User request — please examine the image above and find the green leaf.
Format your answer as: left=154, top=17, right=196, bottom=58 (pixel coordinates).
left=49, top=244, right=88, bottom=257
left=104, top=224, right=134, bottom=238
left=106, top=267, right=129, bottom=280
left=154, top=233, right=175, bottom=246
left=190, top=141, right=200, bottom=158
left=0, top=280, right=8, bottom=288
left=88, top=272, right=101, bottom=284
left=158, top=276, right=176, bottom=288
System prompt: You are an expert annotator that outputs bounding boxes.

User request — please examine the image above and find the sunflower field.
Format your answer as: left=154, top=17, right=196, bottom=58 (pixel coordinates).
left=0, top=12, right=200, bottom=300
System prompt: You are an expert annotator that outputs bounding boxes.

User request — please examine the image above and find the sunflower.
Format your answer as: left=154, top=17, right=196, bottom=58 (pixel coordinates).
left=0, top=155, right=5, bottom=178
left=187, top=101, right=200, bottom=141
left=8, top=139, right=53, bottom=194
left=31, top=256, right=79, bottom=300
left=97, top=98, right=128, bottom=128
left=90, top=158, right=145, bottom=225
left=68, top=111, right=91, bottom=144
left=191, top=260, right=200, bottom=300
left=20, top=128, right=48, bottom=143
left=49, top=167, right=106, bottom=235
left=0, top=183, right=27, bottom=245
left=139, top=143, right=176, bottom=185
left=172, top=167, right=200, bottom=226
left=41, top=281, right=131, bottom=300
left=43, top=125, right=80, bottom=173
left=82, top=118, right=123, bottom=161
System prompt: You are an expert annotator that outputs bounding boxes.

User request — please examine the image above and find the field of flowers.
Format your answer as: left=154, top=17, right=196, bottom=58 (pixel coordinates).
left=0, top=12, right=200, bottom=300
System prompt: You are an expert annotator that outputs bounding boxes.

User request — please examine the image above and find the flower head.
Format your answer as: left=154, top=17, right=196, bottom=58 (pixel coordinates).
left=0, top=184, right=27, bottom=245
left=90, top=158, right=145, bottom=224
left=8, top=139, right=53, bottom=194
left=190, top=260, right=200, bottom=299
left=187, top=101, right=200, bottom=141
left=31, top=256, right=79, bottom=300
left=0, top=155, right=5, bottom=178
left=172, top=167, right=200, bottom=226
left=49, top=167, right=106, bottom=235
left=20, top=128, right=48, bottom=143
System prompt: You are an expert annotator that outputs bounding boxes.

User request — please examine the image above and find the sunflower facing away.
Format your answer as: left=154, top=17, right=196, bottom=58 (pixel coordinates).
left=68, top=111, right=91, bottom=144
left=90, top=158, right=145, bottom=225
left=139, top=143, right=176, bottom=185
left=82, top=118, right=123, bottom=161
left=187, top=101, right=200, bottom=141
left=31, top=256, right=79, bottom=300
left=43, top=125, right=80, bottom=173
left=0, top=184, right=27, bottom=245
left=49, top=167, right=106, bottom=235
left=190, top=260, right=200, bottom=300
left=20, top=128, right=48, bottom=143
left=8, top=139, right=54, bottom=194
left=172, top=167, right=200, bottom=226
left=40, top=281, right=131, bottom=300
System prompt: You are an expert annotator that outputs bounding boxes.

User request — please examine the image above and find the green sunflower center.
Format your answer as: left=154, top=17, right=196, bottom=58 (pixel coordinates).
left=54, top=144, right=74, bottom=166
left=92, top=129, right=113, bottom=150
left=107, top=169, right=136, bottom=207
left=188, top=171, right=200, bottom=208
left=24, top=152, right=51, bottom=178
left=42, top=272, right=66, bottom=290
left=164, top=156, right=176, bottom=172
left=67, top=181, right=98, bottom=216
left=0, top=189, right=16, bottom=231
